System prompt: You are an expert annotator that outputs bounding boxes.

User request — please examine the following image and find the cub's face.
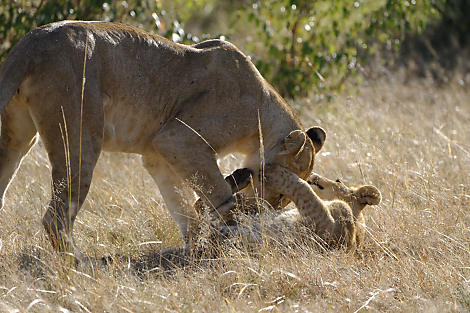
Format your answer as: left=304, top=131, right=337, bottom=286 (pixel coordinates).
left=307, top=173, right=381, bottom=216
left=308, top=174, right=352, bottom=202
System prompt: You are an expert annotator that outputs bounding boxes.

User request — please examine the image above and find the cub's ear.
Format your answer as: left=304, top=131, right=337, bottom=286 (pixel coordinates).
left=306, top=127, right=326, bottom=153
left=225, top=168, right=253, bottom=193
left=355, top=185, right=382, bottom=206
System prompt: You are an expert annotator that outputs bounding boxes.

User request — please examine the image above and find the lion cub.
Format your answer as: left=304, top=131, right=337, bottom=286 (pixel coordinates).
left=306, top=172, right=382, bottom=248
left=200, top=166, right=381, bottom=251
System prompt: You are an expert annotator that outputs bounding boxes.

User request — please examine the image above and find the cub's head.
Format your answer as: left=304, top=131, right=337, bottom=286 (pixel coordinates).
left=308, top=173, right=381, bottom=217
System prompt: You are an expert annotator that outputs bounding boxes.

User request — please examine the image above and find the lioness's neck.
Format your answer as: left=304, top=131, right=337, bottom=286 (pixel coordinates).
left=259, top=87, right=304, bottom=156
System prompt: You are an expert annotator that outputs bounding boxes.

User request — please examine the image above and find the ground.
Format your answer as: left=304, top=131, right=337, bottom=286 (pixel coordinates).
left=0, top=75, right=469, bottom=312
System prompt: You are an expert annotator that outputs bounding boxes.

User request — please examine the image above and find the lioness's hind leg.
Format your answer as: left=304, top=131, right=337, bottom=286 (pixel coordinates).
left=30, top=75, right=104, bottom=256
left=0, top=97, right=37, bottom=209
left=42, top=121, right=102, bottom=255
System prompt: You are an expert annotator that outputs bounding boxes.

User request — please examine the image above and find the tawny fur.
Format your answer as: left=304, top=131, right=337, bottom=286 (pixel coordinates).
left=0, top=21, right=326, bottom=259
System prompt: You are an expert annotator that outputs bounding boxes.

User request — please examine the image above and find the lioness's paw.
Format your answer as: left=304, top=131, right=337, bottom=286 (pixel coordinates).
left=213, top=194, right=240, bottom=221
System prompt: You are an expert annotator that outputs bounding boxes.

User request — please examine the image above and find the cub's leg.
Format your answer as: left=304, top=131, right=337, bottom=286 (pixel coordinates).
left=142, top=155, right=198, bottom=246
left=152, top=119, right=235, bottom=220
left=0, top=95, right=37, bottom=209
left=263, top=164, right=335, bottom=231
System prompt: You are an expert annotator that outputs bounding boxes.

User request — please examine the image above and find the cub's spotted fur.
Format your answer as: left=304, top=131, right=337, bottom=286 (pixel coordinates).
left=308, top=173, right=381, bottom=248
left=209, top=166, right=381, bottom=250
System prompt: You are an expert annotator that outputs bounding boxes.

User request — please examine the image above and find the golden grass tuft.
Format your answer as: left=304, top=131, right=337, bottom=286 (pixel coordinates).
left=0, top=77, right=469, bottom=312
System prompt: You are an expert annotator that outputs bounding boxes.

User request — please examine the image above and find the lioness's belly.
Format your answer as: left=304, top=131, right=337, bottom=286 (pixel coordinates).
left=101, top=97, right=161, bottom=154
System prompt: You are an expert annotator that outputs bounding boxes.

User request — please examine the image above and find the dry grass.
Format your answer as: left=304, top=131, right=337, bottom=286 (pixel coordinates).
left=0, top=76, right=469, bottom=312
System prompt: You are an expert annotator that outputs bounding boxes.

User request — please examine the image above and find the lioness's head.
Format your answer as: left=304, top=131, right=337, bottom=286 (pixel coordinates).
left=274, top=127, right=326, bottom=178
left=263, top=126, right=326, bottom=207
left=219, top=127, right=325, bottom=210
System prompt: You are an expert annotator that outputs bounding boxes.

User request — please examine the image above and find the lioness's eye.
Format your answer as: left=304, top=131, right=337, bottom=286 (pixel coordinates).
left=335, top=179, right=342, bottom=184
left=311, top=181, right=324, bottom=190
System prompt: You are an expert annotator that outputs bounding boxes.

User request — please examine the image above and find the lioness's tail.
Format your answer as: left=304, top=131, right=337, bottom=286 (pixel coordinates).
left=0, top=33, right=34, bottom=115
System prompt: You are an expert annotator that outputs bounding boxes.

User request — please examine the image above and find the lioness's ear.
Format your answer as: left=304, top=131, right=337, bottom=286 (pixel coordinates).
left=306, top=127, right=326, bottom=153
left=225, top=168, right=253, bottom=193
left=281, top=130, right=307, bottom=156
left=355, top=185, right=382, bottom=206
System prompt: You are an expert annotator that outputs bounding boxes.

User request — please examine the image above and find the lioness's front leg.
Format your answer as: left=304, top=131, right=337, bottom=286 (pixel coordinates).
left=151, top=119, right=235, bottom=223
left=142, top=155, right=198, bottom=246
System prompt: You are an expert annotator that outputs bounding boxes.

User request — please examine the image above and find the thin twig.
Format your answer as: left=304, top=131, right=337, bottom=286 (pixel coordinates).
left=175, top=117, right=216, bottom=154
left=433, top=127, right=470, bottom=157
left=78, top=31, right=89, bottom=208
left=354, top=288, right=395, bottom=313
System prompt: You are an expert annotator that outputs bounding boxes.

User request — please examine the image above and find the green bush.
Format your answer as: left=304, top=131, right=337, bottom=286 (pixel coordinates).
left=238, top=0, right=438, bottom=98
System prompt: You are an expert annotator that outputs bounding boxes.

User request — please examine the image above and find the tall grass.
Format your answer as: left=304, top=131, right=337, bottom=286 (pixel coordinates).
left=0, top=76, right=469, bottom=312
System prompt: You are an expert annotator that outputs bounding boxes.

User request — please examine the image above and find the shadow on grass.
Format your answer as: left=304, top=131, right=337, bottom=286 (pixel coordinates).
left=15, top=245, right=226, bottom=279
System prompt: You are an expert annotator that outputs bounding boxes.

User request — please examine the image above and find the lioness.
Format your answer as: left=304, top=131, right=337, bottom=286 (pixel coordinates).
left=0, top=21, right=326, bottom=259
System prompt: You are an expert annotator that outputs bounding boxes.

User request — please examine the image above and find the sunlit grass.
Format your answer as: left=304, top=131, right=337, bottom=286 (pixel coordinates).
left=0, top=77, right=469, bottom=312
